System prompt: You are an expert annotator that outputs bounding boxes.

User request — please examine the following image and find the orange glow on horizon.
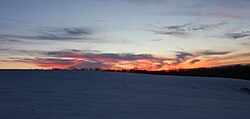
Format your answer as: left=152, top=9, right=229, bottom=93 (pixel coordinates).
left=0, top=53, right=249, bottom=70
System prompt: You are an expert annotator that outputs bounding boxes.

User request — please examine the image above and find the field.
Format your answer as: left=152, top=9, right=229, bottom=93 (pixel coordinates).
left=0, top=70, right=250, bottom=119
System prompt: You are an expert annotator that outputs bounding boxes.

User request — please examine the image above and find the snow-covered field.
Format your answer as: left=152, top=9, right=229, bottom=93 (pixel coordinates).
left=0, top=70, right=249, bottom=119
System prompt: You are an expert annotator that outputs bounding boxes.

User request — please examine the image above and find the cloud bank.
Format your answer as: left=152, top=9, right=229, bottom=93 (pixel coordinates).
left=0, top=49, right=242, bottom=70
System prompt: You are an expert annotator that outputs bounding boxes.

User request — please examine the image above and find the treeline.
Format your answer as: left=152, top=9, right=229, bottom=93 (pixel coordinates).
left=105, top=64, right=250, bottom=80
left=2, top=64, right=249, bottom=80
left=38, top=65, right=250, bottom=80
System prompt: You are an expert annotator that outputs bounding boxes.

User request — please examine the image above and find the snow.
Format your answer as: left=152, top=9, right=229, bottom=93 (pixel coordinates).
left=0, top=70, right=250, bottom=119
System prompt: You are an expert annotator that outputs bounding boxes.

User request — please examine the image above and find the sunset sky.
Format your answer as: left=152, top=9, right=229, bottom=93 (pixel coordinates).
left=0, top=0, right=250, bottom=70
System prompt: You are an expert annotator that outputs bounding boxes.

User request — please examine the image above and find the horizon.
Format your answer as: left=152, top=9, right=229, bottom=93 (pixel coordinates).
left=0, top=0, right=250, bottom=70
left=0, top=63, right=249, bottom=71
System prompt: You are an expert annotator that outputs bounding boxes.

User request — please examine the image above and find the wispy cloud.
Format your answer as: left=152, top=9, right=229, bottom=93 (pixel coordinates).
left=39, top=27, right=94, bottom=36
left=225, top=31, right=250, bottom=39
left=199, top=50, right=231, bottom=55
left=169, top=50, right=232, bottom=66
left=0, top=27, right=98, bottom=43
left=165, top=22, right=226, bottom=31
left=0, top=34, right=84, bottom=41
left=147, top=22, right=226, bottom=37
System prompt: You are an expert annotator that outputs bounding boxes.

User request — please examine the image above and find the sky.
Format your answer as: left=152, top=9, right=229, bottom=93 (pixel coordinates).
left=0, top=0, right=250, bottom=70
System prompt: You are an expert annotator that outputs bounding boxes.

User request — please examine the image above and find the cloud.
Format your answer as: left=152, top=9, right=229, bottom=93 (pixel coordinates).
left=170, top=50, right=232, bottom=65
left=40, top=27, right=94, bottom=36
left=153, top=30, right=188, bottom=36
left=190, top=59, right=201, bottom=64
left=199, top=50, right=231, bottom=55
left=46, top=50, right=159, bottom=61
left=86, top=53, right=154, bottom=61
left=34, top=58, right=82, bottom=68
left=2, top=48, right=247, bottom=70
left=7, top=57, right=83, bottom=69
left=46, top=50, right=220, bottom=69
left=0, top=27, right=97, bottom=42
left=166, top=22, right=226, bottom=32
left=147, top=22, right=226, bottom=37
left=175, top=51, right=193, bottom=63
left=0, top=34, right=84, bottom=41
left=225, top=31, right=250, bottom=39
left=6, top=49, right=172, bottom=69
left=60, top=27, right=93, bottom=35
left=150, top=38, right=163, bottom=42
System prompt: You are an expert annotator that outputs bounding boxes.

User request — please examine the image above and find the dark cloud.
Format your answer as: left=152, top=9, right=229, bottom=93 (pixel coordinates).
left=175, top=51, right=193, bottom=63
left=148, top=22, right=226, bottom=37
left=40, top=27, right=94, bottom=36
left=225, top=31, right=250, bottom=39
left=153, top=30, right=188, bottom=36
left=85, top=53, right=154, bottom=61
left=46, top=50, right=160, bottom=61
left=0, top=34, right=84, bottom=41
left=0, top=27, right=96, bottom=43
left=44, top=50, right=175, bottom=69
left=163, top=23, right=190, bottom=31
left=172, top=50, right=231, bottom=64
left=35, top=58, right=80, bottom=66
left=165, top=22, right=226, bottom=32
left=190, top=59, right=201, bottom=64
left=3, top=49, right=171, bottom=69
left=2, top=49, right=167, bottom=62
left=200, top=50, right=231, bottom=55
left=61, top=27, right=93, bottom=35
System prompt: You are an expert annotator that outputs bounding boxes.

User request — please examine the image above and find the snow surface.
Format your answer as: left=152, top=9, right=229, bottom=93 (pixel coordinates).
left=0, top=70, right=250, bottom=119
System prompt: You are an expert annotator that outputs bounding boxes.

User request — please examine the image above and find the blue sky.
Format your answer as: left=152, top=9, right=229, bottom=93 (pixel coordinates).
left=0, top=0, right=250, bottom=69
